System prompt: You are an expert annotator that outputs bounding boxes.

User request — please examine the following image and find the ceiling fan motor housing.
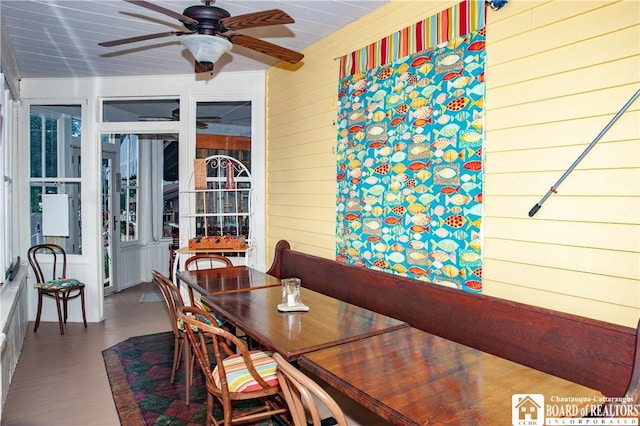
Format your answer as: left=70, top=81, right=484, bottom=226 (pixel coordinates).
left=183, top=5, right=231, bottom=35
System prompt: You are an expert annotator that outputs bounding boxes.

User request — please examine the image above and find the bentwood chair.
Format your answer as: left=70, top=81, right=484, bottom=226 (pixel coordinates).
left=152, top=270, right=198, bottom=405
left=28, top=243, right=87, bottom=335
left=183, top=254, right=234, bottom=306
left=182, top=253, right=252, bottom=346
left=178, top=305, right=288, bottom=426
left=273, top=353, right=349, bottom=426
left=184, top=254, right=234, bottom=270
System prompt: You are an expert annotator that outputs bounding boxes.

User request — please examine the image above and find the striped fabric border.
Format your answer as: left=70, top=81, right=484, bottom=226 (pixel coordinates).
left=339, top=0, right=486, bottom=78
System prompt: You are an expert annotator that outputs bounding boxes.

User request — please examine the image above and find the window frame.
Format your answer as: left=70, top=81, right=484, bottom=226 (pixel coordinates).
left=28, top=102, right=84, bottom=255
left=1, top=77, right=16, bottom=285
left=118, top=134, right=139, bottom=243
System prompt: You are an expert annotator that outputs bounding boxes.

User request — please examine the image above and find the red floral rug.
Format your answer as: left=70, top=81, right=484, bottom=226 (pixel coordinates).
left=102, top=332, right=279, bottom=425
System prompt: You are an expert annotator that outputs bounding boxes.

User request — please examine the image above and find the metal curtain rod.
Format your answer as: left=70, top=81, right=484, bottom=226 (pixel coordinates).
left=528, top=88, right=640, bottom=217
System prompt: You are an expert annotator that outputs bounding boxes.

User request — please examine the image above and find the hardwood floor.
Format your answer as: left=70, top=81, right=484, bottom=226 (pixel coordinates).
left=1, top=282, right=169, bottom=426
left=1, top=282, right=392, bottom=426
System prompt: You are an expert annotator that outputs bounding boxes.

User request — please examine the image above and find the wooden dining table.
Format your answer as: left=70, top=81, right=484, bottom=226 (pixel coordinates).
left=176, top=266, right=281, bottom=296
left=202, top=286, right=408, bottom=361
left=298, top=326, right=604, bottom=426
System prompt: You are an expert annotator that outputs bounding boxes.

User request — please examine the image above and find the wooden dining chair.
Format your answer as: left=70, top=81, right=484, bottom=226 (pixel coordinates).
left=27, top=243, right=87, bottom=335
left=151, top=270, right=198, bottom=405
left=182, top=253, right=251, bottom=346
left=273, top=352, right=349, bottom=426
left=178, top=305, right=289, bottom=426
left=184, top=254, right=234, bottom=270
left=183, top=254, right=234, bottom=307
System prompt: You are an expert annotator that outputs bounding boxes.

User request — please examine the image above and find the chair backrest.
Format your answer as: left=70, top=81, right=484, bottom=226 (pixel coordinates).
left=28, top=243, right=67, bottom=283
left=151, top=271, right=186, bottom=337
left=184, top=254, right=234, bottom=271
left=273, top=352, right=349, bottom=426
left=177, top=306, right=274, bottom=397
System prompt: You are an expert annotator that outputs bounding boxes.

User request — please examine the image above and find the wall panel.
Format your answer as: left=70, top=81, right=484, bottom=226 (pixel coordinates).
left=483, top=239, right=638, bottom=280
left=484, top=217, right=639, bottom=251
left=485, top=196, right=640, bottom=224
left=487, top=112, right=639, bottom=151
left=266, top=0, right=640, bottom=326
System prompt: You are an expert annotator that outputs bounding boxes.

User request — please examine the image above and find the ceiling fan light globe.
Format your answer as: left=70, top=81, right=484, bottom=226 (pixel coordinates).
left=181, top=35, right=232, bottom=63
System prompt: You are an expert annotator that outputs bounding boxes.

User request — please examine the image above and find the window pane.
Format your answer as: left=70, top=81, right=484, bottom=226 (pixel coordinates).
left=120, top=187, right=137, bottom=241
left=44, top=117, right=58, bottom=178
left=102, top=99, right=179, bottom=122
left=195, top=101, right=251, bottom=170
left=163, top=140, right=179, bottom=239
left=119, top=134, right=138, bottom=242
left=30, top=105, right=81, bottom=179
left=30, top=182, right=82, bottom=254
left=30, top=115, right=42, bottom=177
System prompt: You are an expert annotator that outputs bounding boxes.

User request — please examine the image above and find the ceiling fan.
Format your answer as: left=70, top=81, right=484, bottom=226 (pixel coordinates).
left=99, top=0, right=304, bottom=73
left=138, top=107, right=219, bottom=129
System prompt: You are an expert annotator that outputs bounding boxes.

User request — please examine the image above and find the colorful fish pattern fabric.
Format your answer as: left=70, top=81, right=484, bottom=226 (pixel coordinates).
left=335, top=29, right=486, bottom=293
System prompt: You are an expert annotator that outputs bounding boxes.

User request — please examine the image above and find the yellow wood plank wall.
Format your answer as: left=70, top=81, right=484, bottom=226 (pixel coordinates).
left=266, top=0, right=640, bottom=327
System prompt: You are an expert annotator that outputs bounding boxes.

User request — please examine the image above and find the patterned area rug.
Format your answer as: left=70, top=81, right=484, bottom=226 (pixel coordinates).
left=102, top=332, right=281, bottom=425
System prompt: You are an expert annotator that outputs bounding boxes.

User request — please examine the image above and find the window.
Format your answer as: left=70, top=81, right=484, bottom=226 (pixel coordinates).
left=29, top=104, right=82, bottom=254
left=102, top=98, right=180, bottom=123
left=119, top=134, right=138, bottom=242
left=195, top=101, right=251, bottom=170
left=163, top=140, right=179, bottom=240
left=1, top=79, right=16, bottom=284
left=193, top=101, right=252, bottom=243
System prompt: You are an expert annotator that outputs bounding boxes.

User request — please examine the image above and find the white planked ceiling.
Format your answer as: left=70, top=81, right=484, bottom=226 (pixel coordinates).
left=1, top=0, right=388, bottom=79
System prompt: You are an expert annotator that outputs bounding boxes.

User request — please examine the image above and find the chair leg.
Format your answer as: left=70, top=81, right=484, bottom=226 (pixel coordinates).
left=80, top=288, right=87, bottom=328
left=54, top=293, right=65, bottom=335
left=222, top=397, right=233, bottom=426
left=34, top=292, right=44, bottom=333
left=62, top=291, right=69, bottom=323
left=184, top=339, right=192, bottom=405
left=171, top=336, right=182, bottom=384
left=207, top=393, right=214, bottom=426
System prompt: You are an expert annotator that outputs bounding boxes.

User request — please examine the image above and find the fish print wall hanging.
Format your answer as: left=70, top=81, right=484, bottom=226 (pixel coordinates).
left=335, top=28, right=486, bottom=293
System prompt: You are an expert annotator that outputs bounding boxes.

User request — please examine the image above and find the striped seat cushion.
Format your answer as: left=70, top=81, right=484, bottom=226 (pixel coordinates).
left=213, top=350, right=278, bottom=393
left=35, top=278, right=81, bottom=290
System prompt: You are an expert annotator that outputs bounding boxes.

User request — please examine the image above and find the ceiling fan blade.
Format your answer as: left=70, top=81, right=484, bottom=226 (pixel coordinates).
left=195, top=61, right=215, bottom=73
left=220, top=9, right=294, bottom=30
left=99, top=31, right=185, bottom=47
left=228, top=34, right=303, bottom=64
left=126, top=0, right=198, bottom=24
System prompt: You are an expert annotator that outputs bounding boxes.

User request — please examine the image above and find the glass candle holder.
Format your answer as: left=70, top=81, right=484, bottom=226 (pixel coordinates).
left=281, top=277, right=301, bottom=307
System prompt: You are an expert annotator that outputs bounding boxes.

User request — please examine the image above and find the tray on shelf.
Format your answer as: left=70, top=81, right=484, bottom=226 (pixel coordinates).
left=188, top=235, right=247, bottom=250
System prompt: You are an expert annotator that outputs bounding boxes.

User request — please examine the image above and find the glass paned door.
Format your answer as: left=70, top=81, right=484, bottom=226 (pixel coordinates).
left=101, top=152, right=117, bottom=294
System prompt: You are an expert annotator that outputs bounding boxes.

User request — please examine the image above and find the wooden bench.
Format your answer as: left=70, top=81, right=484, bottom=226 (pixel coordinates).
left=267, top=240, right=640, bottom=401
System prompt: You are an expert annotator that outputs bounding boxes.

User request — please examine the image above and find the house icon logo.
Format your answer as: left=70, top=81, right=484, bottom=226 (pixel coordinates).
left=512, top=394, right=544, bottom=426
